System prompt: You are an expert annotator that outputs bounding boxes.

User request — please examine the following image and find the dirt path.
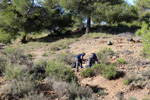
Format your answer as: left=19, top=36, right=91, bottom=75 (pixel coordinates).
left=81, top=75, right=125, bottom=100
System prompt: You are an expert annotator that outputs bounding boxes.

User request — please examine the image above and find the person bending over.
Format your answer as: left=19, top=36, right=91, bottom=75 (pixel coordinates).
left=87, top=53, right=98, bottom=67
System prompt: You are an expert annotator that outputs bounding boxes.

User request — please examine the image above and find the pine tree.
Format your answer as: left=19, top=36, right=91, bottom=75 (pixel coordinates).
left=134, top=0, right=150, bottom=24
left=93, top=3, right=138, bottom=25
left=136, top=22, right=150, bottom=58
left=59, top=0, right=124, bottom=33
left=0, top=0, right=73, bottom=43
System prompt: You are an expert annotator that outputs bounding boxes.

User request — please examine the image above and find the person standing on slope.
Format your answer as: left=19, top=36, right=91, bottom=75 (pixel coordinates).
left=75, top=52, right=86, bottom=72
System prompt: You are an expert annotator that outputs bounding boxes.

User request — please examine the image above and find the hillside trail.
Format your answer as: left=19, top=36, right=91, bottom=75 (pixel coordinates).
left=69, top=33, right=149, bottom=100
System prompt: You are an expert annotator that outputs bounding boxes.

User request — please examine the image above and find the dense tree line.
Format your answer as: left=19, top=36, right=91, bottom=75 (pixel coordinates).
left=0, top=0, right=149, bottom=43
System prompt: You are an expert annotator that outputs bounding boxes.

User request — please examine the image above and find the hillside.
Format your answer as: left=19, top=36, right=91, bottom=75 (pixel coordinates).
left=0, top=32, right=150, bottom=100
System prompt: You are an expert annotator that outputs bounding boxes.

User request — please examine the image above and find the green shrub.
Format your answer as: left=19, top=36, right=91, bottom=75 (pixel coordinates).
left=57, top=52, right=75, bottom=65
left=42, top=52, right=48, bottom=57
left=97, top=90, right=107, bottom=96
left=45, top=61, right=76, bottom=82
left=23, top=91, right=48, bottom=100
left=80, top=64, right=117, bottom=80
left=116, top=58, right=126, bottom=64
left=1, top=80, right=36, bottom=100
left=0, top=54, right=7, bottom=74
left=92, top=64, right=105, bottom=75
left=80, top=67, right=94, bottom=78
left=44, top=78, right=93, bottom=99
left=0, top=30, right=12, bottom=44
left=102, top=64, right=117, bottom=79
left=123, top=79, right=130, bottom=85
left=68, top=81, right=93, bottom=99
left=50, top=45, right=60, bottom=51
left=52, top=80, right=70, bottom=98
left=96, top=47, right=114, bottom=63
left=26, top=53, right=34, bottom=60
left=4, top=64, right=30, bottom=80
left=123, top=73, right=140, bottom=85
left=31, top=60, right=47, bottom=80
left=80, top=64, right=105, bottom=78
left=123, top=76, right=132, bottom=85
left=2, top=47, right=32, bottom=66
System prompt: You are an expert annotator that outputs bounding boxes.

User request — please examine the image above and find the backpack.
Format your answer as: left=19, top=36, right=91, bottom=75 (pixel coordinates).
left=71, top=62, right=76, bottom=68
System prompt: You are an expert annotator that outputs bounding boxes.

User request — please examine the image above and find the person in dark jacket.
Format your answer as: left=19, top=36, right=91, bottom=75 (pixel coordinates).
left=75, top=52, right=86, bottom=72
left=87, top=53, right=98, bottom=67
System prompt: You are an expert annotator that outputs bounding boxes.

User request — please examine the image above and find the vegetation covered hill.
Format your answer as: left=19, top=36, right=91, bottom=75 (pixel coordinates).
left=1, top=0, right=150, bottom=100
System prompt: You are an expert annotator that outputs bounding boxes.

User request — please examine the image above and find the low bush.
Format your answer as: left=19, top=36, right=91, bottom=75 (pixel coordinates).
left=80, top=64, right=117, bottom=79
left=31, top=60, right=47, bottom=80
left=0, top=80, right=36, bottom=100
left=80, top=67, right=94, bottom=78
left=116, top=58, right=126, bottom=64
left=45, top=61, right=76, bottom=82
left=2, top=47, right=32, bottom=66
left=97, top=90, right=107, bottom=96
left=4, top=64, right=30, bottom=80
left=52, top=80, right=70, bottom=98
left=123, top=79, right=130, bottom=85
left=69, top=82, right=93, bottom=99
left=123, top=75, right=134, bottom=85
left=42, top=52, right=48, bottom=57
left=92, top=64, right=104, bottom=75
left=50, top=39, right=75, bottom=51
left=26, top=53, right=35, bottom=60
left=44, top=78, right=93, bottom=100
left=23, top=91, right=48, bottom=100
left=102, top=64, right=117, bottom=79
left=123, top=73, right=144, bottom=85
left=0, top=54, right=7, bottom=74
left=141, top=69, right=150, bottom=79
left=56, top=52, right=75, bottom=65
left=96, top=47, right=115, bottom=63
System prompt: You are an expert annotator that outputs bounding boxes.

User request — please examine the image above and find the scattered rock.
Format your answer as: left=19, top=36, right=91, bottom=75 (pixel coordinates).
left=127, top=38, right=135, bottom=42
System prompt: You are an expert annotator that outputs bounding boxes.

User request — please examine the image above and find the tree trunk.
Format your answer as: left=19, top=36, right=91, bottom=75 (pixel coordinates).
left=21, top=34, right=27, bottom=43
left=85, top=16, right=91, bottom=34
